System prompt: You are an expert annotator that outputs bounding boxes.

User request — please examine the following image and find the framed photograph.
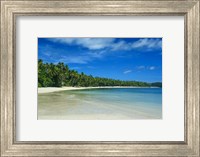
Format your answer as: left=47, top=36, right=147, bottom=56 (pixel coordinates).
left=38, top=37, right=162, bottom=120
left=1, top=0, right=199, bottom=156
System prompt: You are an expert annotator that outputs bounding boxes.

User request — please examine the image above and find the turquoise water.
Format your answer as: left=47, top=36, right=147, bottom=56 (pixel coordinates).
left=38, top=88, right=162, bottom=120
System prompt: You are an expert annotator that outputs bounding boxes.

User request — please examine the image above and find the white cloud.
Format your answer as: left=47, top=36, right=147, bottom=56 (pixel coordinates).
left=50, top=38, right=75, bottom=44
left=48, top=38, right=162, bottom=52
left=111, top=38, right=162, bottom=51
left=136, top=65, right=156, bottom=71
left=45, top=38, right=162, bottom=64
left=111, top=40, right=131, bottom=51
left=132, top=38, right=162, bottom=50
left=149, top=66, right=156, bottom=70
left=123, top=70, right=132, bottom=74
left=77, top=38, right=115, bottom=50
left=49, top=38, right=115, bottom=50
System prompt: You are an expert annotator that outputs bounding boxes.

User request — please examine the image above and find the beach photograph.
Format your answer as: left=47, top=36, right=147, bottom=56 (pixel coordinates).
left=38, top=37, right=162, bottom=120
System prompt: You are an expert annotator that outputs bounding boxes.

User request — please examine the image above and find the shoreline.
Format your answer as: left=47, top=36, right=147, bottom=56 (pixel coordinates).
left=38, top=86, right=159, bottom=94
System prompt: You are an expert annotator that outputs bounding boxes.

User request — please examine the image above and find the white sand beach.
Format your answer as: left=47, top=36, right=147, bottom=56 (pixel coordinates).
left=38, top=86, right=158, bottom=94
left=38, top=87, right=91, bottom=94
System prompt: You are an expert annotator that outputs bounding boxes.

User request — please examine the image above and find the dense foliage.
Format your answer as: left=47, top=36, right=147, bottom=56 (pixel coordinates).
left=151, top=82, right=162, bottom=88
left=38, top=59, right=162, bottom=88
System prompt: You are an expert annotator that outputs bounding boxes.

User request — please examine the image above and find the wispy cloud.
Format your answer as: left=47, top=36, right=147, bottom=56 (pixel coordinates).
left=111, top=38, right=161, bottom=51
left=38, top=43, right=104, bottom=64
left=148, top=66, right=156, bottom=70
left=111, top=40, right=130, bottom=51
left=48, top=38, right=115, bottom=50
left=132, top=38, right=162, bottom=50
left=47, top=38, right=162, bottom=52
left=40, top=38, right=162, bottom=64
left=136, top=65, right=157, bottom=71
left=123, top=70, right=132, bottom=74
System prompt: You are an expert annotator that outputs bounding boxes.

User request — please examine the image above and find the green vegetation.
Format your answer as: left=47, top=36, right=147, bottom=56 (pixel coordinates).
left=38, top=59, right=162, bottom=88
left=151, top=82, right=162, bottom=88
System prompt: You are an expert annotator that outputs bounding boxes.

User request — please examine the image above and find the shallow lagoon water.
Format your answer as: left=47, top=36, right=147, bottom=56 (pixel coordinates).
left=38, top=88, right=162, bottom=120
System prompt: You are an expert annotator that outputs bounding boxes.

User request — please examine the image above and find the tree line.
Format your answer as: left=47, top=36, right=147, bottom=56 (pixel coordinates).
left=38, top=59, right=162, bottom=88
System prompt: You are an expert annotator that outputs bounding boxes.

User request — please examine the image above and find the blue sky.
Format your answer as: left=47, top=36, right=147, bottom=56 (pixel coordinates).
left=38, top=38, right=162, bottom=82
